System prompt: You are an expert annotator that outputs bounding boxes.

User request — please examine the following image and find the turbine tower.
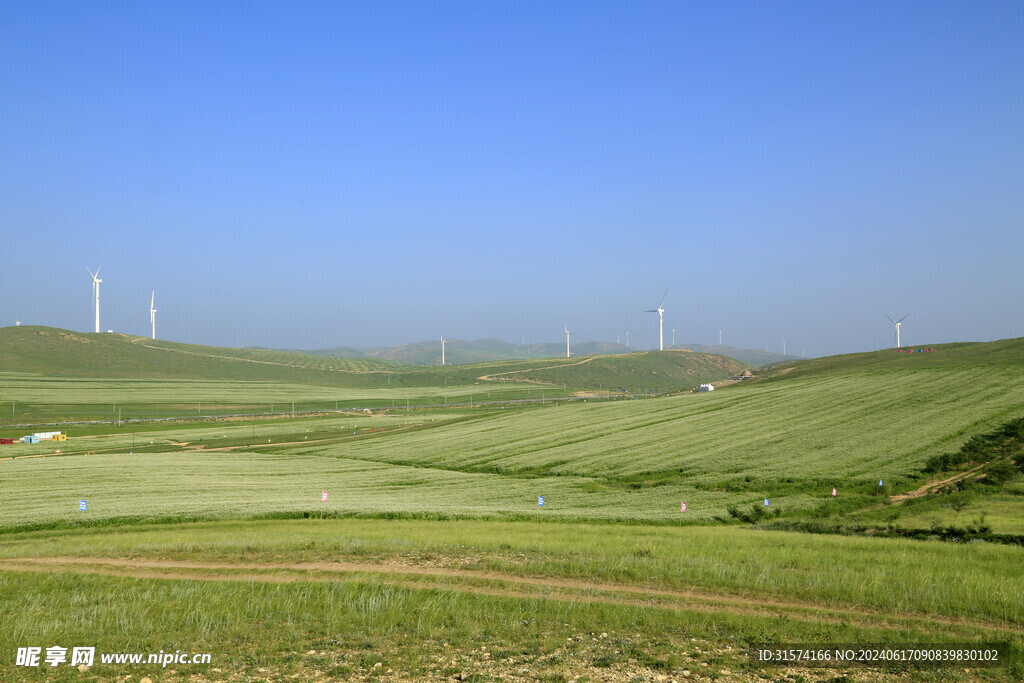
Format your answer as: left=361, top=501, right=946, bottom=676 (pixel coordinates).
left=149, top=291, right=157, bottom=339
left=644, top=289, right=668, bottom=351
left=440, top=335, right=447, bottom=365
left=87, top=267, right=102, bottom=333
left=886, top=314, right=909, bottom=347
left=564, top=324, right=572, bottom=358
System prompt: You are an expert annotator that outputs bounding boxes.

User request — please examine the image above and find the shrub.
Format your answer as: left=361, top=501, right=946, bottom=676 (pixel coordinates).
left=983, top=460, right=1019, bottom=486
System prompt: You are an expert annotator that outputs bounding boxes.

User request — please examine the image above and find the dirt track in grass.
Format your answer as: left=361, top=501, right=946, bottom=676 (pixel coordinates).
left=0, top=555, right=1018, bottom=635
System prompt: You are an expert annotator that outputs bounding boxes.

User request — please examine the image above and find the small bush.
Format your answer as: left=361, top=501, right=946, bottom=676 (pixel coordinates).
left=727, top=502, right=768, bottom=523
left=968, top=514, right=992, bottom=535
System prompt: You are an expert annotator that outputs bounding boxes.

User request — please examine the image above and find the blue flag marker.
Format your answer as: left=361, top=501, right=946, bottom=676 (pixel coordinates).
left=79, top=500, right=87, bottom=511
left=879, top=479, right=884, bottom=486
left=764, top=498, right=769, bottom=506
left=538, top=495, right=545, bottom=506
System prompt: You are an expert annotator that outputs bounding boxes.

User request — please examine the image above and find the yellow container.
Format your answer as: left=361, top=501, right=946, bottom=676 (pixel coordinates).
left=52, top=434, right=67, bottom=441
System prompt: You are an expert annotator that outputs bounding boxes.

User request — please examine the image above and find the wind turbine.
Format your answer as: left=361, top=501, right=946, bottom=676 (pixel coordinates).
left=87, top=268, right=102, bottom=333
left=886, top=314, right=909, bottom=347
left=564, top=324, right=572, bottom=358
left=149, top=291, right=157, bottom=339
left=440, top=335, right=447, bottom=365
left=644, top=289, right=668, bottom=351
left=671, top=328, right=676, bottom=346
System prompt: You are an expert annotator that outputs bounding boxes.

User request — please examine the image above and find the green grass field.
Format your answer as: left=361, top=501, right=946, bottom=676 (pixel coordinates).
left=1, top=331, right=1023, bottom=680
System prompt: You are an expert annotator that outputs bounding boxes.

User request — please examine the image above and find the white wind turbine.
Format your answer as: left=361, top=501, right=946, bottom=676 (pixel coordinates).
left=644, top=289, right=668, bottom=351
left=564, top=324, right=572, bottom=358
left=440, top=335, right=447, bottom=365
left=88, top=267, right=102, bottom=333
left=149, top=291, right=157, bottom=339
left=886, top=314, right=909, bottom=347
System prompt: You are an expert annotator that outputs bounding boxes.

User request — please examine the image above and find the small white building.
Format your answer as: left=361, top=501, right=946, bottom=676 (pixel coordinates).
left=697, top=383, right=715, bottom=392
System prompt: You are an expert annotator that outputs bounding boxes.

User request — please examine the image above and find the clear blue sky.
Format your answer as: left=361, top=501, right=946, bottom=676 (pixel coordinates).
left=2, top=1, right=1021, bottom=356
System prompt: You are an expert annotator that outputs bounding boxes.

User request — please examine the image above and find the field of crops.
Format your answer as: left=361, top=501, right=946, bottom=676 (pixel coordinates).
left=293, top=366, right=1024, bottom=488
left=0, top=450, right=814, bottom=532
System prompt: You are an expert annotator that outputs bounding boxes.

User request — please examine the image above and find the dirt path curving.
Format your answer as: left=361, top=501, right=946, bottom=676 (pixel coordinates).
left=888, top=462, right=990, bottom=503
left=477, top=356, right=598, bottom=383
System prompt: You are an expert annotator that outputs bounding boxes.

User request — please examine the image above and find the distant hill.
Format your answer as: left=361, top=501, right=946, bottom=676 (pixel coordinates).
left=472, top=349, right=748, bottom=393
left=310, top=338, right=782, bottom=367
left=672, top=344, right=799, bottom=367
left=309, top=338, right=626, bottom=365
left=0, top=326, right=747, bottom=393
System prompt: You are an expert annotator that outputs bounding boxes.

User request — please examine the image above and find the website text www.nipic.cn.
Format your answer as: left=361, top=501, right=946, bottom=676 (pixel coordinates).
left=16, top=647, right=211, bottom=668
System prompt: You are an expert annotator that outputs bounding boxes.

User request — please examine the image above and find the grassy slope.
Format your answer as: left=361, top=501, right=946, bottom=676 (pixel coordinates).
left=293, top=345, right=1024, bottom=489
left=0, top=326, right=405, bottom=381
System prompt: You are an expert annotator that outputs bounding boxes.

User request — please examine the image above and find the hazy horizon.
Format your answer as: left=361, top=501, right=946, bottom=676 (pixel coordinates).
left=2, top=2, right=1021, bottom=356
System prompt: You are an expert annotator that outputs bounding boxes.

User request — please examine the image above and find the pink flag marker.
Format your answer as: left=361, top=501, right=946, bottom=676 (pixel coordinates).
left=680, top=502, right=687, bottom=512
left=321, top=491, right=328, bottom=502
left=832, top=487, right=837, bottom=497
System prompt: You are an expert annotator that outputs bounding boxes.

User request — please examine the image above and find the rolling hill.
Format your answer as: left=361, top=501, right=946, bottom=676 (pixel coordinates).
left=0, top=326, right=744, bottom=394
left=309, top=338, right=793, bottom=367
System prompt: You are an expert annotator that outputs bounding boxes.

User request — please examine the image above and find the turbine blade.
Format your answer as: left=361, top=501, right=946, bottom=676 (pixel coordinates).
left=898, top=314, right=909, bottom=323
left=885, top=315, right=896, bottom=324
left=658, top=289, right=668, bottom=308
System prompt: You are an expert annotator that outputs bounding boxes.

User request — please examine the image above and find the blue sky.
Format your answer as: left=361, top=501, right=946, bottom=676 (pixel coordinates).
left=1, top=1, right=1021, bottom=356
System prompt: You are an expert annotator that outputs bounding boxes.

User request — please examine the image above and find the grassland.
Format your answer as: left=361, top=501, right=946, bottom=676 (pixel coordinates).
left=0, top=519, right=1020, bottom=681
left=0, top=326, right=749, bottom=425
left=1, top=332, right=1023, bottom=680
left=0, top=371, right=556, bottom=424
